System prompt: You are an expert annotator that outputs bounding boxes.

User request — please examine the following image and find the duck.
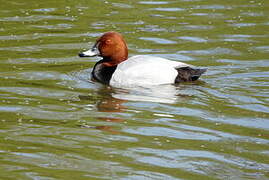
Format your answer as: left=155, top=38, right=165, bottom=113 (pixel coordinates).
left=78, top=31, right=206, bottom=88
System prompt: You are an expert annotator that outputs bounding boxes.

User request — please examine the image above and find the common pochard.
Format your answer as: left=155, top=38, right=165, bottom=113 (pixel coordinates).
left=79, top=32, right=206, bottom=87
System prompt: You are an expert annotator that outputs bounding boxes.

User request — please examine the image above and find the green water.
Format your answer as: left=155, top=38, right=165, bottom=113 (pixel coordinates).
left=0, top=0, right=268, bottom=179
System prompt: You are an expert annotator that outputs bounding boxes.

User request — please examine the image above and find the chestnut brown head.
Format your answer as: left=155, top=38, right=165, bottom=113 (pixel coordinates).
left=79, top=32, right=128, bottom=66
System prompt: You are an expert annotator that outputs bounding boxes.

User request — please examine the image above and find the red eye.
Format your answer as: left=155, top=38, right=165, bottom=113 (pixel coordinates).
left=105, top=39, right=112, bottom=44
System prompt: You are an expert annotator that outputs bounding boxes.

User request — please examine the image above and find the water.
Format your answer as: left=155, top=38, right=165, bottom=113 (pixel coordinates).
left=0, top=0, right=268, bottom=179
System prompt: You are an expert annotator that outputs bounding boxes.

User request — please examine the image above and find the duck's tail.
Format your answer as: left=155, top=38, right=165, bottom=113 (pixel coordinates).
left=174, top=66, right=207, bottom=83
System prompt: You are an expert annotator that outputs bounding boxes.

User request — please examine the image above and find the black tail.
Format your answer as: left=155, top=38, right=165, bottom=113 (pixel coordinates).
left=175, top=66, right=207, bottom=83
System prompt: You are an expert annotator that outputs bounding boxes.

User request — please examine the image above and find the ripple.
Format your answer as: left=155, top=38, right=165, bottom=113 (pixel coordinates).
left=0, top=43, right=87, bottom=52
left=130, top=148, right=269, bottom=179
left=0, top=32, right=96, bottom=40
left=233, top=104, right=269, bottom=114
left=139, top=37, right=177, bottom=44
left=241, top=12, right=264, bottom=17
left=178, top=47, right=241, bottom=56
left=183, top=25, right=214, bottom=30
left=125, top=127, right=222, bottom=141
left=151, top=8, right=184, bottom=12
left=0, top=106, right=22, bottom=112
left=32, top=23, right=73, bottom=29
left=216, top=59, right=269, bottom=67
left=6, top=56, right=79, bottom=64
left=132, top=148, right=269, bottom=170
left=0, top=15, right=75, bottom=22
left=0, top=87, right=77, bottom=99
left=137, top=25, right=167, bottom=32
left=194, top=5, right=231, bottom=10
left=139, top=1, right=169, bottom=5
left=4, top=71, right=69, bottom=81
left=221, top=34, right=256, bottom=42
left=191, top=13, right=224, bottom=17
left=230, top=23, right=257, bottom=27
left=253, top=46, right=269, bottom=52
left=112, top=3, right=133, bottom=8
left=33, top=8, right=57, bottom=12
left=124, top=171, right=177, bottom=180
left=153, top=54, right=194, bottom=61
left=177, top=36, right=208, bottom=42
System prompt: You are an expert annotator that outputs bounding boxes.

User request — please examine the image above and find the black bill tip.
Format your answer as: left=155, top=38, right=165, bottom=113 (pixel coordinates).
left=78, top=52, right=87, bottom=57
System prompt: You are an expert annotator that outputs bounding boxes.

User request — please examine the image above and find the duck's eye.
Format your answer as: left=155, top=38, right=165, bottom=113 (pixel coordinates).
left=105, top=39, right=112, bottom=44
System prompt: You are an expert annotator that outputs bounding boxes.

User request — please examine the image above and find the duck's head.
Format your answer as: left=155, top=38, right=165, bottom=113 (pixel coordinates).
left=79, top=32, right=128, bottom=66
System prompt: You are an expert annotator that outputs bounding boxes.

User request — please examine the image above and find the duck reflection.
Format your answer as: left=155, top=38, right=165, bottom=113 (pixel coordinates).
left=79, top=123, right=119, bottom=134
left=78, top=82, right=201, bottom=132
left=78, top=87, right=126, bottom=133
left=111, top=85, right=181, bottom=104
left=79, top=86, right=127, bottom=112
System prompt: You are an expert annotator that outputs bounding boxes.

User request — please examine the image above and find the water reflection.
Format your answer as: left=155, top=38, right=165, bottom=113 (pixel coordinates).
left=112, top=85, right=185, bottom=104
left=77, top=83, right=202, bottom=133
left=78, top=87, right=126, bottom=133
left=78, top=87, right=127, bottom=112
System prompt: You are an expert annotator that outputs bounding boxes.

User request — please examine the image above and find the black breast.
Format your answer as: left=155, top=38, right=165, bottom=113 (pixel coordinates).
left=91, top=60, right=117, bottom=85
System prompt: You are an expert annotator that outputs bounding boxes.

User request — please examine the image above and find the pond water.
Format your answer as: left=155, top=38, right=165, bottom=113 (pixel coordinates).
left=0, top=0, right=268, bottom=179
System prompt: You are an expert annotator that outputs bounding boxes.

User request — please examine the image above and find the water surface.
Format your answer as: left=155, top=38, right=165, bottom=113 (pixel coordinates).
left=0, top=0, right=268, bottom=179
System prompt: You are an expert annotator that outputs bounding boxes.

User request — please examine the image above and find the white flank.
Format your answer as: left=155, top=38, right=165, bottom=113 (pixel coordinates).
left=110, top=55, right=190, bottom=87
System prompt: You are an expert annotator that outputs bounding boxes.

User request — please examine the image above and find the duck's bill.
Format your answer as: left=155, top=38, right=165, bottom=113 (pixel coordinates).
left=78, top=47, right=99, bottom=57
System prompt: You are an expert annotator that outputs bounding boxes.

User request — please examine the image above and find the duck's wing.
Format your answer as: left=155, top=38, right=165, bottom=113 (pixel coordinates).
left=110, top=55, right=187, bottom=87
